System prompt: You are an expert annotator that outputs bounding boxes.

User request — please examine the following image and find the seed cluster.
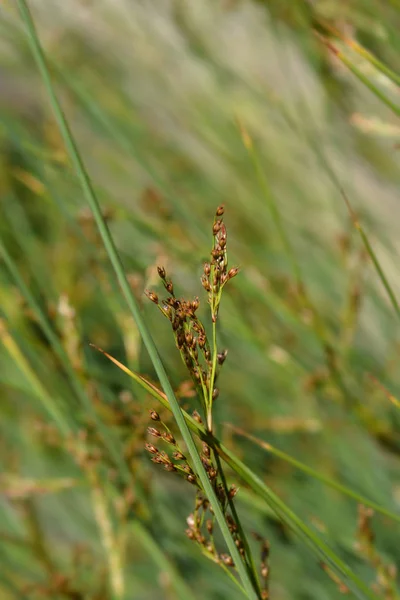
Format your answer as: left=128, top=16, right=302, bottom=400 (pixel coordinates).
left=144, top=207, right=270, bottom=597
left=145, top=205, right=238, bottom=430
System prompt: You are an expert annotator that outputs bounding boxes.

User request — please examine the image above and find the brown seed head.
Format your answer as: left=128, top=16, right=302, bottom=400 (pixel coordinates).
left=165, top=280, right=174, bottom=295
left=208, top=468, right=217, bottom=480
left=204, top=262, right=211, bottom=276
left=217, top=349, right=228, bottom=365
left=149, top=410, right=160, bottom=421
left=216, top=205, right=224, bottom=216
left=229, top=485, right=238, bottom=498
left=201, top=276, right=211, bottom=292
left=187, top=474, right=197, bottom=484
left=213, top=220, right=222, bottom=235
left=157, top=266, right=166, bottom=279
left=164, top=462, right=176, bottom=472
left=212, top=388, right=219, bottom=401
left=172, top=450, right=185, bottom=460
left=185, top=528, right=195, bottom=540
left=145, top=290, right=159, bottom=304
left=228, top=267, right=239, bottom=280
left=162, top=432, right=176, bottom=445
left=147, top=427, right=161, bottom=438
left=206, top=519, right=214, bottom=534
left=193, top=410, right=203, bottom=424
left=145, top=443, right=158, bottom=454
left=220, top=554, right=234, bottom=567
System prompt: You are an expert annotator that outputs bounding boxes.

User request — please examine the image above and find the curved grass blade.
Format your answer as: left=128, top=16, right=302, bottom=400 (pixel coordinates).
left=226, top=424, right=400, bottom=524
left=340, top=189, right=400, bottom=322
left=315, top=33, right=400, bottom=118
left=93, top=348, right=382, bottom=600
left=17, top=2, right=259, bottom=596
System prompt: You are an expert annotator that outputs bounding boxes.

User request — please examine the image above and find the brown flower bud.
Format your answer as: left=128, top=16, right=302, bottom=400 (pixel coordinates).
left=206, top=520, right=213, bottom=534
left=204, top=262, right=211, bottom=276
left=228, top=267, right=239, bottom=279
left=185, top=528, right=195, bottom=540
left=157, top=266, right=166, bottom=279
left=165, top=280, right=174, bottom=294
left=162, top=432, right=176, bottom=445
left=201, top=276, right=211, bottom=292
left=217, top=349, right=228, bottom=365
left=145, top=290, right=158, bottom=304
left=164, top=462, right=176, bottom=472
left=187, top=474, right=197, bottom=484
left=147, top=427, right=161, bottom=438
left=229, top=485, right=238, bottom=498
left=216, top=205, right=224, bottom=216
left=149, top=410, right=160, bottom=421
left=212, top=388, right=219, bottom=401
left=193, top=410, right=203, bottom=424
left=213, top=220, right=222, bottom=235
left=172, top=450, right=185, bottom=460
left=145, top=443, right=158, bottom=454
left=220, top=554, right=234, bottom=567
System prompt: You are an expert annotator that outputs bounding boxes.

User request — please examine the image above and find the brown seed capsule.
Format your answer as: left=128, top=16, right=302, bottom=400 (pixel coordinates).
left=165, top=280, right=174, bottom=295
left=147, top=427, right=161, bottom=438
left=216, top=205, right=224, bottom=217
left=191, top=297, right=200, bottom=312
left=208, top=468, right=217, bottom=480
left=185, top=528, right=195, bottom=540
left=212, top=388, right=219, bottom=401
left=172, top=450, right=185, bottom=460
left=261, top=565, right=269, bottom=578
left=172, top=316, right=180, bottom=331
left=145, top=443, right=158, bottom=454
left=157, top=266, right=166, bottom=279
left=187, top=474, right=197, bottom=484
left=164, top=462, right=176, bottom=472
left=145, top=290, right=159, bottom=304
left=220, top=554, right=234, bottom=567
left=201, top=276, right=211, bottom=292
left=162, top=432, right=176, bottom=445
left=219, top=235, right=226, bottom=249
left=202, top=443, right=210, bottom=457
left=177, top=331, right=185, bottom=348
left=229, top=485, right=238, bottom=498
left=228, top=267, right=239, bottom=279
left=217, top=349, right=228, bottom=365
left=206, top=519, right=213, bottom=534
left=193, top=410, right=203, bottom=424
left=204, top=262, right=211, bottom=276
left=213, top=220, right=222, bottom=235
left=149, top=410, right=160, bottom=421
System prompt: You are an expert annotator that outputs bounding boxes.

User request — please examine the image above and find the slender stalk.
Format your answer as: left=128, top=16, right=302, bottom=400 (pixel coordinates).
left=340, top=189, right=400, bottom=322
left=17, top=2, right=259, bottom=596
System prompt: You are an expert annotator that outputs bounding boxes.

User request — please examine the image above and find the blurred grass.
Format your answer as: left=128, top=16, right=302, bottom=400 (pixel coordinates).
left=1, top=0, right=400, bottom=598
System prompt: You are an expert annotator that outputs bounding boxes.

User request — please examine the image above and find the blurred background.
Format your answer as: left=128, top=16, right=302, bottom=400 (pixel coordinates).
left=1, top=1, right=400, bottom=598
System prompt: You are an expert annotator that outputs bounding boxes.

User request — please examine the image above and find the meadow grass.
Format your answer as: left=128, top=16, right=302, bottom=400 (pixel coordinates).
left=1, top=1, right=400, bottom=599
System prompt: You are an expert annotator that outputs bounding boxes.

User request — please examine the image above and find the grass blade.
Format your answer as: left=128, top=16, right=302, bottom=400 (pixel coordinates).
left=340, top=189, right=400, bottom=322
left=226, top=424, right=400, bottom=524
left=316, top=33, right=400, bottom=118
left=17, top=2, right=258, bottom=596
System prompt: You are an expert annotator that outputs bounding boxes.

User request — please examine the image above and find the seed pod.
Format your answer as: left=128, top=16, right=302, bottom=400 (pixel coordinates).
left=216, top=205, right=224, bottom=217
left=212, top=388, right=219, bottom=401
left=145, top=443, right=158, bottom=454
left=206, top=520, right=213, bottom=535
left=172, top=450, right=185, bottom=460
left=164, top=462, right=176, bottom=472
left=187, top=474, right=197, bottom=484
left=172, top=316, right=180, bottom=331
left=202, top=443, right=210, bottom=457
left=162, top=432, right=176, bottom=445
left=157, top=266, right=166, bottom=279
left=228, top=266, right=239, bottom=279
left=201, top=276, right=211, bottom=291
left=185, top=528, right=195, bottom=540
left=220, top=554, right=234, bottom=567
left=229, top=485, right=238, bottom=498
left=145, top=290, right=158, bottom=304
left=192, top=297, right=200, bottom=312
left=208, top=468, right=217, bottom=480
left=149, top=410, right=160, bottom=421
left=217, top=349, right=228, bottom=365
left=165, top=280, right=174, bottom=295
left=204, top=262, right=211, bottom=276
left=219, top=235, right=226, bottom=249
left=213, top=220, right=222, bottom=235
left=193, top=410, right=203, bottom=424
left=147, top=427, right=161, bottom=438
